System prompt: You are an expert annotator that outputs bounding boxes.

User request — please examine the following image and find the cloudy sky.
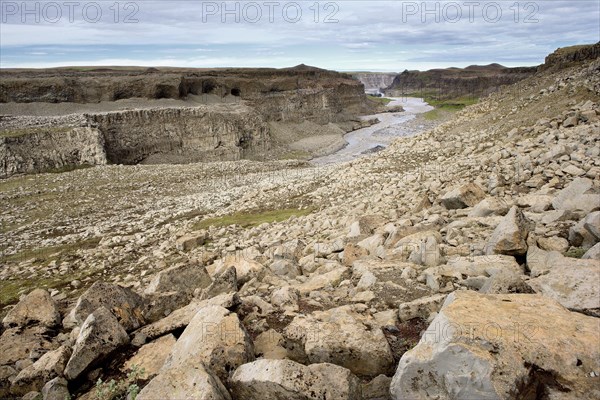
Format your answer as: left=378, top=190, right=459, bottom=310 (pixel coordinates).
left=1, top=0, right=598, bottom=71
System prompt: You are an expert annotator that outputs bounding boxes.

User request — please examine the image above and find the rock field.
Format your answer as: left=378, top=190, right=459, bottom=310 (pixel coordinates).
left=0, top=45, right=599, bottom=399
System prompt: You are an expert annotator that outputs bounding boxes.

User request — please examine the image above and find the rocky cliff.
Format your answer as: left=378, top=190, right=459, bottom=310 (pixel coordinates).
left=541, top=42, right=600, bottom=71
left=0, top=65, right=373, bottom=122
left=0, top=65, right=375, bottom=177
left=0, top=126, right=106, bottom=178
left=385, top=64, right=537, bottom=99
left=89, top=105, right=269, bottom=165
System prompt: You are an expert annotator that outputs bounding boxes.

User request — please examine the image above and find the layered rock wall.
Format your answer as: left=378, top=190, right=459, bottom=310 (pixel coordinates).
left=0, top=127, right=106, bottom=178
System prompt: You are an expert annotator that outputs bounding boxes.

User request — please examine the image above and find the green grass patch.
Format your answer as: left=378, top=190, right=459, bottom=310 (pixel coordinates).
left=42, top=164, right=94, bottom=174
left=193, top=208, right=313, bottom=230
left=279, top=150, right=311, bottom=160
left=1, top=237, right=101, bottom=265
left=367, top=95, right=393, bottom=105
left=563, top=247, right=587, bottom=259
left=396, top=91, right=479, bottom=110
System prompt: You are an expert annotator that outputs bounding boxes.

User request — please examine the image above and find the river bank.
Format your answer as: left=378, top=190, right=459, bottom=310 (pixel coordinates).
left=311, top=97, right=435, bottom=165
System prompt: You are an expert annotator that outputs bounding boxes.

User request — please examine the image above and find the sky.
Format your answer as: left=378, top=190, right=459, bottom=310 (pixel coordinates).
left=0, top=0, right=599, bottom=71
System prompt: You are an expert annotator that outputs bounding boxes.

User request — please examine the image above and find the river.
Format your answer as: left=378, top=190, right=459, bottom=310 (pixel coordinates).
left=311, top=97, right=433, bottom=165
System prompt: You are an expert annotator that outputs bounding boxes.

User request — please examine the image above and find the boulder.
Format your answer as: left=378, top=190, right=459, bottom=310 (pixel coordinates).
left=133, top=293, right=239, bottom=343
left=342, top=243, right=369, bottom=267
left=348, top=215, right=388, bottom=238
left=123, top=334, right=176, bottom=380
left=584, top=211, right=600, bottom=239
left=199, top=266, right=237, bottom=300
left=552, top=177, right=599, bottom=213
left=144, top=263, right=211, bottom=296
left=293, top=267, right=348, bottom=294
left=269, top=259, right=300, bottom=278
left=2, top=289, right=60, bottom=329
left=230, top=359, right=362, bottom=400
left=485, top=206, right=533, bottom=256
left=407, top=235, right=443, bottom=267
left=284, top=305, right=394, bottom=377
left=362, top=374, right=392, bottom=400
left=313, top=238, right=345, bottom=257
left=210, top=255, right=264, bottom=285
left=0, top=326, right=57, bottom=367
left=537, top=236, right=569, bottom=252
left=440, top=183, right=486, bottom=210
left=63, top=281, right=145, bottom=331
left=64, top=307, right=129, bottom=380
left=390, top=291, right=600, bottom=400
left=583, top=242, right=600, bottom=260
left=137, top=362, right=231, bottom=400
left=163, top=305, right=254, bottom=383
left=41, top=377, right=69, bottom=400
left=254, top=329, right=288, bottom=359
left=270, top=286, right=299, bottom=311
left=175, top=231, right=207, bottom=251
left=569, top=215, right=598, bottom=249
left=468, top=197, right=510, bottom=217
left=528, top=253, right=600, bottom=316
left=10, top=346, right=70, bottom=396
left=479, top=273, right=533, bottom=294
left=398, top=294, right=447, bottom=322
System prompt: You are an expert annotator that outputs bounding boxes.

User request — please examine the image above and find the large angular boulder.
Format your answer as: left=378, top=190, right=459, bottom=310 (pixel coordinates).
left=63, top=281, right=145, bottom=331
left=0, top=326, right=57, bottom=367
left=10, top=346, right=70, bottom=396
left=440, top=183, right=486, bottom=210
left=468, top=197, right=510, bottom=218
left=64, top=307, right=129, bottom=380
left=132, top=293, right=239, bottom=343
left=199, top=266, right=238, bottom=300
left=583, top=211, right=600, bottom=239
left=209, top=255, right=265, bottom=285
left=41, top=377, right=69, bottom=400
left=230, top=359, right=362, bottom=400
left=485, top=206, right=533, bottom=256
left=123, top=334, right=176, bottom=380
left=551, top=177, right=599, bottom=213
left=2, top=289, right=60, bottom=329
left=569, top=215, right=598, bottom=249
left=175, top=231, right=207, bottom=251
left=137, top=362, right=231, bottom=400
left=144, top=262, right=211, bottom=296
left=398, top=294, right=447, bottom=322
left=527, top=253, right=600, bottom=316
left=390, top=291, right=600, bottom=400
left=293, top=266, right=348, bottom=294
left=163, top=305, right=254, bottom=383
left=284, top=305, right=394, bottom=377
left=583, top=242, right=600, bottom=260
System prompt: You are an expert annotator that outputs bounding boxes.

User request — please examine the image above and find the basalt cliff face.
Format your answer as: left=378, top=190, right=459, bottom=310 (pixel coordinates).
left=541, top=42, right=600, bottom=71
left=0, top=65, right=375, bottom=177
left=89, top=105, right=269, bottom=165
left=0, top=65, right=373, bottom=122
left=385, top=63, right=537, bottom=99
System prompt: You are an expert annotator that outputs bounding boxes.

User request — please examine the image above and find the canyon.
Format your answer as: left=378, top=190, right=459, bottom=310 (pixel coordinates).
left=0, top=65, right=378, bottom=177
left=0, top=43, right=599, bottom=400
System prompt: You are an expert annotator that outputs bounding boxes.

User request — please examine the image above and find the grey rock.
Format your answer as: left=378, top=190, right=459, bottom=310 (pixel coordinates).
left=64, top=307, right=129, bottom=380
left=485, top=206, right=533, bottom=256
left=230, top=359, right=362, bottom=400
left=2, top=289, right=60, bottom=329
left=63, top=281, right=145, bottom=331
